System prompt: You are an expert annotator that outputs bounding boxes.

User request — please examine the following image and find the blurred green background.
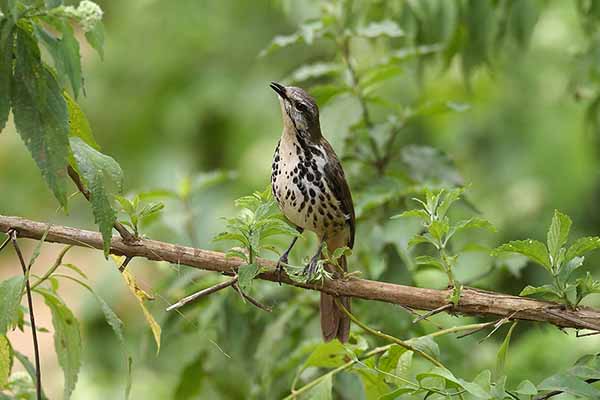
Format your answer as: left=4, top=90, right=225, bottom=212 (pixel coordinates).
left=2, top=0, right=600, bottom=399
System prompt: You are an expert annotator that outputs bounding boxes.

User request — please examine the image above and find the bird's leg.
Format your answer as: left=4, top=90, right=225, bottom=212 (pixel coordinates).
left=304, top=235, right=326, bottom=281
left=276, top=227, right=303, bottom=283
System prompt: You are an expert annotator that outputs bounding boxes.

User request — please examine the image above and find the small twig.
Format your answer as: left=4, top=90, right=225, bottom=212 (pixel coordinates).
left=534, top=378, right=600, bottom=400
left=67, top=166, right=137, bottom=243
left=335, top=298, right=445, bottom=368
left=10, top=230, right=42, bottom=400
left=118, top=256, right=133, bottom=273
left=232, top=282, right=273, bottom=312
left=166, top=276, right=238, bottom=311
left=31, top=245, right=73, bottom=290
left=0, top=234, right=10, bottom=253
left=413, top=303, right=453, bottom=323
left=477, top=312, right=517, bottom=343
left=456, top=321, right=497, bottom=339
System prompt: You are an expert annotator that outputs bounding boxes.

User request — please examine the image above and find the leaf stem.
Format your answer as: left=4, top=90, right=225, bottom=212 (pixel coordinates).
left=31, top=245, right=73, bottom=290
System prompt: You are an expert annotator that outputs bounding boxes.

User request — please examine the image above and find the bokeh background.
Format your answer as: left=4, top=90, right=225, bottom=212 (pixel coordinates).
left=2, top=0, right=600, bottom=399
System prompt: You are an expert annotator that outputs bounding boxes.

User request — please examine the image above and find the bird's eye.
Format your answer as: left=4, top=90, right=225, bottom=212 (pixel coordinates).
left=296, top=102, right=308, bottom=112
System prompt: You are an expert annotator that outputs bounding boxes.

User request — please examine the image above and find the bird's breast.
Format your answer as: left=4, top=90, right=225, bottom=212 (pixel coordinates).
left=271, top=136, right=349, bottom=237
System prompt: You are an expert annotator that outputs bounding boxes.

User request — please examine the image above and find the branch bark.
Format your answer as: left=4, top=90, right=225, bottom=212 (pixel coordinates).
left=2, top=214, right=600, bottom=332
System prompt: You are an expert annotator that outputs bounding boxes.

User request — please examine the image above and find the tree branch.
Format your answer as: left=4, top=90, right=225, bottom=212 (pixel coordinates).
left=2, top=214, right=600, bottom=332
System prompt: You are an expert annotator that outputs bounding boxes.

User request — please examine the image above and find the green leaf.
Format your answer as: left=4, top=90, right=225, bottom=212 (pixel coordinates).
left=0, top=19, right=13, bottom=133
left=558, top=256, right=585, bottom=284
left=0, top=335, right=11, bottom=389
left=437, top=188, right=463, bottom=218
left=0, top=0, right=16, bottom=20
left=299, top=373, right=332, bottom=400
left=13, top=350, right=49, bottom=400
left=38, top=289, right=81, bottom=400
left=355, top=358, right=390, bottom=399
left=514, top=380, right=538, bottom=396
left=414, top=255, right=445, bottom=272
left=417, top=367, right=489, bottom=398
left=357, top=20, right=404, bottom=38
left=575, top=272, right=600, bottom=305
left=304, top=340, right=349, bottom=368
left=448, top=218, right=496, bottom=239
left=11, top=27, right=70, bottom=207
left=492, top=240, right=551, bottom=272
left=428, top=219, right=449, bottom=243
left=84, top=21, right=105, bottom=59
left=64, top=92, right=100, bottom=149
left=378, top=345, right=406, bottom=374
left=237, top=263, right=260, bottom=293
left=565, top=236, right=600, bottom=261
left=390, top=209, right=429, bottom=221
left=359, top=64, right=403, bottom=94
left=70, top=137, right=123, bottom=256
left=0, top=276, right=24, bottom=334
left=547, top=210, right=572, bottom=265
left=520, top=284, right=561, bottom=299
left=539, top=372, right=600, bottom=398
left=409, top=336, right=440, bottom=361
left=495, top=321, right=517, bottom=379
left=35, top=21, right=82, bottom=98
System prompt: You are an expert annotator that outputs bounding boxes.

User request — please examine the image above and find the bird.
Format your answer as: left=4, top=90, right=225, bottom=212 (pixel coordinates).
left=269, top=81, right=355, bottom=342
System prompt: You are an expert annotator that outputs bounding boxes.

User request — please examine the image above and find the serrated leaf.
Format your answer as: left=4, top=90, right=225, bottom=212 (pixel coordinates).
left=12, top=27, right=70, bottom=207
left=90, top=169, right=116, bottom=257
left=357, top=20, right=404, bottom=38
left=64, top=92, right=99, bottom=149
left=428, top=219, right=449, bottom=243
left=547, top=210, right=572, bottom=264
left=84, top=21, right=104, bottom=59
left=448, top=217, right=496, bottom=239
left=0, top=276, right=24, bottom=334
left=237, top=263, right=260, bottom=293
left=519, top=284, right=561, bottom=298
left=414, top=255, right=444, bottom=272
left=410, top=336, right=440, bottom=360
left=437, top=188, right=463, bottom=218
left=495, top=321, right=517, bottom=379
left=575, top=272, right=600, bottom=305
left=558, top=256, right=585, bottom=284
left=565, top=236, right=600, bottom=261
left=0, top=335, right=10, bottom=389
left=38, top=289, right=81, bottom=400
left=539, top=372, right=600, bottom=398
left=359, top=64, right=403, bottom=94
left=492, top=240, right=551, bottom=271
left=0, top=19, right=13, bottom=133
left=304, top=340, right=348, bottom=368
left=35, top=21, right=82, bottom=98
left=378, top=345, right=406, bottom=373
left=122, top=270, right=160, bottom=354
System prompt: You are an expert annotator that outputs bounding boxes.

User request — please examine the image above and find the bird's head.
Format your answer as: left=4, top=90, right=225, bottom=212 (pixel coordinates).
left=270, top=82, right=321, bottom=140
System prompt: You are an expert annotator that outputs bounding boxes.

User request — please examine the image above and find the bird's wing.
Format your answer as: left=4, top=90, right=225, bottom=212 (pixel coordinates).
left=320, top=138, right=355, bottom=249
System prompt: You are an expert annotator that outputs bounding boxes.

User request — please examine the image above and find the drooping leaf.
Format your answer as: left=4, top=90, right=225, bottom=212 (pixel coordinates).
left=288, top=62, right=341, bottom=83
left=417, top=367, right=490, bottom=398
left=0, top=276, right=24, bottom=334
left=0, top=335, right=11, bottom=389
left=514, top=380, right=538, bottom=396
left=547, top=210, right=572, bottom=264
left=492, top=240, right=551, bottom=272
left=0, top=19, right=13, bottom=133
left=37, top=289, right=81, bottom=400
left=448, top=217, right=496, bottom=239
left=122, top=270, right=161, bottom=354
left=390, top=209, right=429, bottom=221
left=11, top=27, right=70, bottom=207
left=84, top=21, right=105, bottom=59
left=565, top=236, right=600, bottom=261
left=70, top=137, right=123, bottom=256
left=34, top=21, right=82, bottom=98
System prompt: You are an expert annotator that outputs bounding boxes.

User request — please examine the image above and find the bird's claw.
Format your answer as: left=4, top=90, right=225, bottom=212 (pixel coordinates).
left=276, top=254, right=288, bottom=285
left=303, top=256, right=319, bottom=282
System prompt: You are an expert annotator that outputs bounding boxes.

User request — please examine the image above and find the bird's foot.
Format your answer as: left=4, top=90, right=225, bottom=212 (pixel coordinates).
left=276, top=253, right=288, bottom=285
left=303, top=255, right=320, bottom=282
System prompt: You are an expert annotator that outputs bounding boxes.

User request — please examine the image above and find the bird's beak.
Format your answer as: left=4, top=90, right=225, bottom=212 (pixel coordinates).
left=270, top=81, right=288, bottom=100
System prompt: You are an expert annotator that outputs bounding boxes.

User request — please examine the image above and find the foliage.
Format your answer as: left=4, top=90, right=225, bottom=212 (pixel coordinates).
left=3, top=0, right=600, bottom=399
left=494, top=210, right=600, bottom=306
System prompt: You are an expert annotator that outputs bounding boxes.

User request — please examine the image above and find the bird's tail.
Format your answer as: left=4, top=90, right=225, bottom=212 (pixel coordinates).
left=320, top=237, right=351, bottom=342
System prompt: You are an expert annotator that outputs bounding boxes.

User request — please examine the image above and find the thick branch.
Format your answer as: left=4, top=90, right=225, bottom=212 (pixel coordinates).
left=2, top=214, right=600, bottom=331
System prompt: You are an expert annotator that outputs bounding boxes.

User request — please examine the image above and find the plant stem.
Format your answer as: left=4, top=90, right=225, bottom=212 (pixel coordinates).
left=10, top=231, right=42, bottom=400
left=31, top=245, right=73, bottom=290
